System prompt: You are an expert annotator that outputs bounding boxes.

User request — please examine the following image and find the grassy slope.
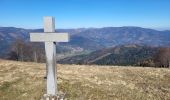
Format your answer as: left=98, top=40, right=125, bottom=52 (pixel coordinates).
left=0, top=60, right=170, bottom=100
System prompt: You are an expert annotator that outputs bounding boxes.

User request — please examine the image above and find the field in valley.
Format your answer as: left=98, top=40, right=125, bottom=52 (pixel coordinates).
left=0, top=60, right=170, bottom=100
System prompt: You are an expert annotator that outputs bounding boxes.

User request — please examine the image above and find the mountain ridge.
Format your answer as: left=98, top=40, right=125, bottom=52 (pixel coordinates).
left=0, top=26, right=170, bottom=58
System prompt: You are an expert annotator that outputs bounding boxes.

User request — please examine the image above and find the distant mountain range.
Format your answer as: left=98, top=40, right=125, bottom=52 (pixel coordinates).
left=0, top=26, right=170, bottom=58
left=76, top=27, right=170, bottom=47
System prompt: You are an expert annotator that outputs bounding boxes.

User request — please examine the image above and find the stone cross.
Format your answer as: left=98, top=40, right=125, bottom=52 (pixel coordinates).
left=30, top=17, right=69, bottom=96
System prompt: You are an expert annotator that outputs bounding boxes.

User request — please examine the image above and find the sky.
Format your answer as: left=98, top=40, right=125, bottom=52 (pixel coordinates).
left=0, top=0, right=170, bottom=30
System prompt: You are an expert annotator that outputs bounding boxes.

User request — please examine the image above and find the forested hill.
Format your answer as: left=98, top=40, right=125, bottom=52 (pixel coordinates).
left=58, top=45, right=163, bottom=67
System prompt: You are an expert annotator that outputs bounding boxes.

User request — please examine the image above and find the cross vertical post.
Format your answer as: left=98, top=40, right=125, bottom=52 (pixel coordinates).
left=44, top=17, right=57, bottom=95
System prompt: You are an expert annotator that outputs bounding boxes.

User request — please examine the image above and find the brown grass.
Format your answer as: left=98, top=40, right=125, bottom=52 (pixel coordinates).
left=0, top=59, right=170, bottom=100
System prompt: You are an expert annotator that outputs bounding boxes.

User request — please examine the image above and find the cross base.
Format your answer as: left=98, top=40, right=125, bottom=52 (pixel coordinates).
left=41, top=94, right=66, bottom=100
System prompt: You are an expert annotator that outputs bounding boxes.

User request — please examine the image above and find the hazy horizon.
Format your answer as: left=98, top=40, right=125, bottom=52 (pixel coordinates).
left=0, top=25, right=170, bottom=31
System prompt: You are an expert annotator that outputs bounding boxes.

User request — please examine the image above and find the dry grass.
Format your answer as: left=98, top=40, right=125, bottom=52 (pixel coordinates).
left=0, top=59, right=170, bottom=100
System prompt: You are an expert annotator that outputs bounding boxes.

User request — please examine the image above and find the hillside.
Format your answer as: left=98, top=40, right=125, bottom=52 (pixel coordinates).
left=0, top=60, right=170, bottom=100
left=59, top=45, right=159, bottom=66
left=0, top=26, right=170, bottom=58
left=0, top=27, right=29, bottom=57
left=76, top=27, right=170, bottom=47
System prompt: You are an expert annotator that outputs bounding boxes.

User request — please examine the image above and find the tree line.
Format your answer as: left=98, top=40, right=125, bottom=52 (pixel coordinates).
left=94, top=46, right=170, bottom=68
left=154, top=48, right=170, bottom=68
left=7, top=38, right=45, bottom=62
left=138, top=47, right=170, bottom=68
left=7, top=38, right=170, bottom=68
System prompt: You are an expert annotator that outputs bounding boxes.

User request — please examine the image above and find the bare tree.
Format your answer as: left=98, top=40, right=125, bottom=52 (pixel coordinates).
left=8, top=37, right=45, bottom=62
left=10, top=38, right=25, bottom=61
left=155, top=48, right=170, bottom=68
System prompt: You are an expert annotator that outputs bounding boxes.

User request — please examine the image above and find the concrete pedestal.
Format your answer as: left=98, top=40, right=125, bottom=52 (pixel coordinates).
left=41, top=94, right=65, bottom=100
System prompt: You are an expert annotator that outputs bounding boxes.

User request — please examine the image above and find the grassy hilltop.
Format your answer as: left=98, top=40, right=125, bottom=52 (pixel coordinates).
left=0, top=60, right=170, bottom=100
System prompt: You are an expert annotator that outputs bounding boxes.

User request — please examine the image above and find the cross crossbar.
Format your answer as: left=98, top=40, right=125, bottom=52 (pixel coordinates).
left=30, top=33, right=69, bottom=42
